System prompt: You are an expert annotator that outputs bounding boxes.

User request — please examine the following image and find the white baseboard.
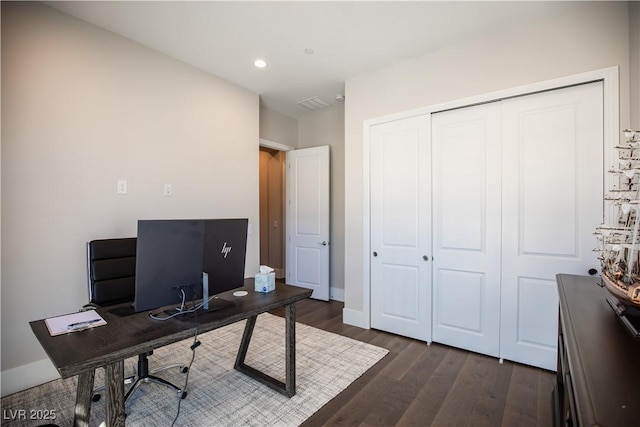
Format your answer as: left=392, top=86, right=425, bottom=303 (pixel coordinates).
left=342, top=308, right=370, bottom=329
left=1, top=358, right=59, bottom=397
left=329, top=287, right=344, bottom=302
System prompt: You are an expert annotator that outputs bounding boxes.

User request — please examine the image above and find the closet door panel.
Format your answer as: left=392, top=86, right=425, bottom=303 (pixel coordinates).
left=370, top=115, right=432, bottom=341
left=500, top=82, right=603, bottom=370
left=432, top=103, right=502, bottom=357
left=519, top=106, right=579, bottom=257
left=514, top=277, right=559, bottom=347
left=437, top=269, right=485, bottom=331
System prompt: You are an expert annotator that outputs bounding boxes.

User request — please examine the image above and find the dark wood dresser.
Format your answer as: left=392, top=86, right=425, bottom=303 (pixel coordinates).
left=555, top=274, right=640, bottom=426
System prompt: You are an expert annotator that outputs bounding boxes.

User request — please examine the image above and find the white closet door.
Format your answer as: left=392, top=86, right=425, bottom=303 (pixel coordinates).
left=370, top=115, right=432, bottom=341
left=431, top=102, right=503, bottom=357
left=500, top=82, right=603, bottom=370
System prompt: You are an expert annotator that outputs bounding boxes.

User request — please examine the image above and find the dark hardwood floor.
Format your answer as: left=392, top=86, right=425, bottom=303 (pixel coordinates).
left=271, top=298, right=555, bottom=427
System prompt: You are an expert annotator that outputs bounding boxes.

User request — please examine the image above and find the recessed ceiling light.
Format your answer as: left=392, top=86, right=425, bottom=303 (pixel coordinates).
left=254, top=59, right=268, bottom=68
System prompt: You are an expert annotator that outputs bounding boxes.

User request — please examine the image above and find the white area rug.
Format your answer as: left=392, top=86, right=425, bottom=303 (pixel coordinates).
left=2, top=313, right=388, bottom=426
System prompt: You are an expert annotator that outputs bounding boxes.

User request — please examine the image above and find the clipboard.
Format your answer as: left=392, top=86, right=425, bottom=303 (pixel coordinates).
left=44, top=310, right=107, bottom=336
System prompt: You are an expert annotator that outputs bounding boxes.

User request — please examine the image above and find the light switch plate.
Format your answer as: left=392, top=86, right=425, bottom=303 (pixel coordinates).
left=117, top=180, right=127, bottom=195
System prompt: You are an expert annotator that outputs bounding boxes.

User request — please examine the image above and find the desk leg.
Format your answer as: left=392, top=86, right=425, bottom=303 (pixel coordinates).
left=73, top=370, right=94, bottom=427
left=234, top=304, right=297, bottom=397
left=235, top=315, right=257, bottom=368
left=285, top=302, right=296, bottom=396
left=105, top=360, right=126, bottom=427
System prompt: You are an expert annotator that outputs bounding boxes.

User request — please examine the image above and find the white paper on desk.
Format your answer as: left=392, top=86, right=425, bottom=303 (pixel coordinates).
left=44, top=310, right=107, bottom=336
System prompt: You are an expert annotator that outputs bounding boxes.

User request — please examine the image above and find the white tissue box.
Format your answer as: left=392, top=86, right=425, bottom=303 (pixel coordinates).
left=254, top=272, right=275, bottom=293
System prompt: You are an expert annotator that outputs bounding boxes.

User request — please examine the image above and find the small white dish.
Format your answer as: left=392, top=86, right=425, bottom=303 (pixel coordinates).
left=233, top=290, right=248, bottom=297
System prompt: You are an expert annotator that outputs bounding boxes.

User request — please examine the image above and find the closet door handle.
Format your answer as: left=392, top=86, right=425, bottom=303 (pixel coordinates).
left=423, top=255, right=429, bottom=261
left=372, top=252, right=378, bottom=257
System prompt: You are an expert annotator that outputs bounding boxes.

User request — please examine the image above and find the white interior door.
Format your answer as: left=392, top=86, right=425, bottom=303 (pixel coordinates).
left=285, top=146, right=330, bottom=300
left=500, top=82, right=603, bottom=370
left=370, top=116, right=432, bottom=342
left=431, top=102, right=503, bottom=357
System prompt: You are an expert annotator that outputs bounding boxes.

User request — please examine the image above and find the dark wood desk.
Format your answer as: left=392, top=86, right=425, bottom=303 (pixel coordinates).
left=555, top=274, right=640, bottom=426
left=30, top=280, right=312, bottom=427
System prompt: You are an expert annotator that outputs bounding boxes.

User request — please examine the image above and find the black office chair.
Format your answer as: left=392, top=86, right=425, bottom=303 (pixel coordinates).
left=84, top=238, right=187, bottom=403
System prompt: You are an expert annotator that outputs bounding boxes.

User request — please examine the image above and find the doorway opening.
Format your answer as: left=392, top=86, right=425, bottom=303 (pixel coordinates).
left=259, top=147, right=286, bottom=278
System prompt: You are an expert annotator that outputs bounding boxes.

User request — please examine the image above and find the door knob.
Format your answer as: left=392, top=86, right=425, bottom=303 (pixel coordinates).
left=588, top=268, right=598, bottom=276
left=319, top=241, right=328, bottom=246
left=373, top=251, right=378, bottom=257
left=423, top=255, right=429, bottom=261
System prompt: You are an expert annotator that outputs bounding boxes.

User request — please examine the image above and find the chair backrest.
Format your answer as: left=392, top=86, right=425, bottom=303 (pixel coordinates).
left=87, top=238, right=137, bottom=307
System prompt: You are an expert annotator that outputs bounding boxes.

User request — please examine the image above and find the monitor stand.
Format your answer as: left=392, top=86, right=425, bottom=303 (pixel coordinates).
left=162, top=272, right=235, bottom=320
left=200, top=271, right=234, bottom=311
left=200, top=297, right=235, bottom=312
left=164, top=297, right=234, bottom=321
left=203, top=272, right=210, bottom=310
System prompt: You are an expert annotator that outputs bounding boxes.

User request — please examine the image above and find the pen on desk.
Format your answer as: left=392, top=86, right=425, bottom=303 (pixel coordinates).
left=67, top=319, right=101, bottom=330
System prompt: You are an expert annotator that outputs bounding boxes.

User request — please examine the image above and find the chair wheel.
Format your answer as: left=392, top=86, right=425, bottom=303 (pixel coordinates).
left=181, top=367, right=188, bottom=373
left=180, top=391, right=187, bottom=399
left=91, top=394, right=101, bottom=402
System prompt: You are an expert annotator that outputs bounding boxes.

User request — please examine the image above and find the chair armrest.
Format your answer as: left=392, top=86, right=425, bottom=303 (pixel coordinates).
left=81, top=303, right=100, bottom=311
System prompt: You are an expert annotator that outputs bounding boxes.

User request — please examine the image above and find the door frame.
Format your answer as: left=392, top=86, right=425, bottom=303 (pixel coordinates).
left=259, top=139, right=331, bottom=300
left=351, top=66, right=619, bottom=330
left=260, top=138, right=295, bottom=153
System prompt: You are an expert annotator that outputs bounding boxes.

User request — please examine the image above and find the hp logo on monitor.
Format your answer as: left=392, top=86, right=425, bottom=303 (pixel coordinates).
left=221, top=242, right=232, bottom=258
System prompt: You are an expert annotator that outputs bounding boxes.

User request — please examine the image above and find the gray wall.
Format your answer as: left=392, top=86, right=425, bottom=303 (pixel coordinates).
left=259, top=106, right=299, bottom=148
left=298, top=103, right=346, bottom=299
left=260, top=102, right=346, bottom=299
left=1, top=2, right=259, bottom=394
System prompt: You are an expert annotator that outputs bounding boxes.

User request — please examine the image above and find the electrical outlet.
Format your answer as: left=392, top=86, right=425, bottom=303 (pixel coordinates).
left=164, top=184, right=172, bottom=196
left=117, top=180, right=127, bottom=195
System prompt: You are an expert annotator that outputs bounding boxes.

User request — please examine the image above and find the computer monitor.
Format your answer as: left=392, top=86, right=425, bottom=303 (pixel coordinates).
left=201, top=219, right=248, bottom=309
left=133, top=218, right=248, bottom=313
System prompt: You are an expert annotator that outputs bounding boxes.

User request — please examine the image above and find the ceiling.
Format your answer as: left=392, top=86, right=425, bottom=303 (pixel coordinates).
left=45, top=1, right=577, bottom=120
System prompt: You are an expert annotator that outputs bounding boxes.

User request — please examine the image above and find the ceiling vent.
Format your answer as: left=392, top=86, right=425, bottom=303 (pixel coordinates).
left=297, top=96, right=331, bottom=111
